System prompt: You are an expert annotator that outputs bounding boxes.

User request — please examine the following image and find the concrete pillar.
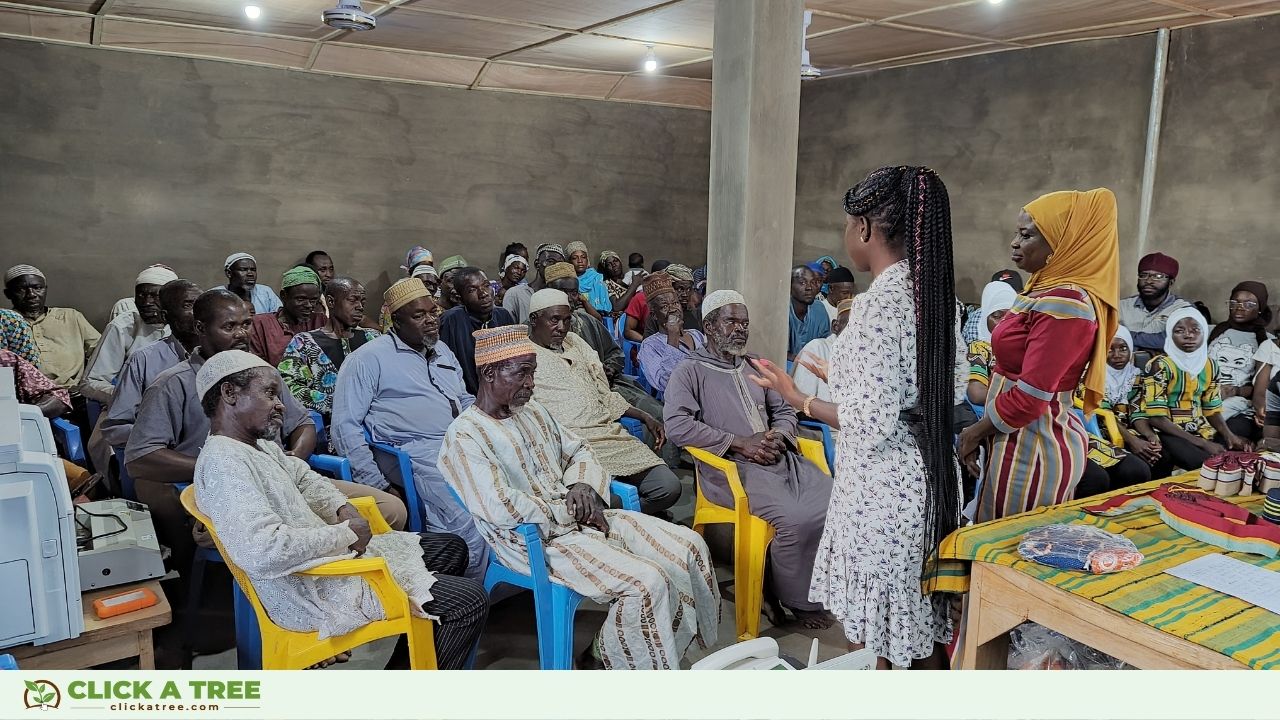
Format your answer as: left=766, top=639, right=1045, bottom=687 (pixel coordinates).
left=707, top=0, right=804, bottom=364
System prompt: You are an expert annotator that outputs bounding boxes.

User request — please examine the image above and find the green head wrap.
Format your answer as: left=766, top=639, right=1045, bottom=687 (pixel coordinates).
left=281, top=265, right=321, bottom=289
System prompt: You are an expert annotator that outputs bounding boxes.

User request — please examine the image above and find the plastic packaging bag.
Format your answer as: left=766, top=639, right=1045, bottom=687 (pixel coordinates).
left=1007, top=623, right=1130, bottom=670
left=1017, top=524, right=1143, bottom=573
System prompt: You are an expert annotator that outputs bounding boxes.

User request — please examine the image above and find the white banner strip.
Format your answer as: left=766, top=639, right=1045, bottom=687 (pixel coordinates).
left=0, top=669, right=1272, bottom=720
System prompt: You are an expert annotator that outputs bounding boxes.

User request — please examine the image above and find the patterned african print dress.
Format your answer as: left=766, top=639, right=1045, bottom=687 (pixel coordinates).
left=1077, top=378, right=1142, bottom=468
left=976, top=286, right=1097, bottom=523
left=1131, top=356, right=1223, bottom=438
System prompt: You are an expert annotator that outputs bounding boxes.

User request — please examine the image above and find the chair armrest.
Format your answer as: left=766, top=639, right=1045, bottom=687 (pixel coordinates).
left=515, top=523, right=556, bottom=602
left=684, top=445, right=750, bottom=517
left=347, top=496, right=393, bottom=535
left=797, top=437, right=830, bottom=475
left=619, top=416, right=645, bottom=440
left=608, top=480, right=641, bottom=512
left=298, top=557, right=407, bottom=617
left=308, top=453, right=353, bottom=481
left=50, top=417, right=84, bottom=465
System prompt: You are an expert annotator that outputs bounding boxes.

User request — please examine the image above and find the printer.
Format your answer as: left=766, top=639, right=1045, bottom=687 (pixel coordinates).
left=0, top=369, right=84, bottom=649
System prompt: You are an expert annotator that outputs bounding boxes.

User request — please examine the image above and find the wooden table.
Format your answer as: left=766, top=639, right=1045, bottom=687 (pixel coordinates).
left=959, top=561, right=1247, bottom=670
left=9, top=580, right=171, bottom=670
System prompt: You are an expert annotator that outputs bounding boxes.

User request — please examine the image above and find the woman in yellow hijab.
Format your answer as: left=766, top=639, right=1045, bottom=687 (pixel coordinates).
left=958, top=188, right=1119, bottom=522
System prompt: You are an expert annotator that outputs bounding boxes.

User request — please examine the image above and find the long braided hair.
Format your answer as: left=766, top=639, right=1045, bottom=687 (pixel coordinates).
left=844, top=166, right=960, bottom=569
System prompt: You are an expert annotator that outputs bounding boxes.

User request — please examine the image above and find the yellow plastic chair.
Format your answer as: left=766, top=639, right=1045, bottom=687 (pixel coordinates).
left=1093, top=407, right=1126, bottom=447
left=686, top=437, right=831, bottom=641
left=179, top=486, right=437, bottom=670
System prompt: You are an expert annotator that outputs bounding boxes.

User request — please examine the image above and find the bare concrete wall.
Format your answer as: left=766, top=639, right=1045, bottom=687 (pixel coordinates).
left=795, top=36, right=1156, bottom=304
left=1146, top=17, right=1280, bottom=314
left=0, top=40, right=710, bottom=327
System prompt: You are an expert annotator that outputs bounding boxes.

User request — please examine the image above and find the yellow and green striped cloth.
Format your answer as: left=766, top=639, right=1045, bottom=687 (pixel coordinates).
left=925, top=473, right=1280, bottom=669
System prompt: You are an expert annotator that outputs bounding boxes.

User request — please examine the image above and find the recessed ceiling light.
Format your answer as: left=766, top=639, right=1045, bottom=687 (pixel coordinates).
left=988, top=0, right=1004, bottom=4
left=642, top=45, right=657, bottom=73
left=244, top=5, right=261, bottom=19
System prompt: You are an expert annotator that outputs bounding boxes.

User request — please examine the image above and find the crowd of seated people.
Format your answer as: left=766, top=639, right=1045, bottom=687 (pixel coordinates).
left=4, top=235, right=1275, bottom=671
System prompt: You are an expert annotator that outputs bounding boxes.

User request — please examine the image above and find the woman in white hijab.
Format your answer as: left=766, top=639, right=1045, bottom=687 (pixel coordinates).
left=1078, top=326, right=1158, bottom=493
left=1132, top=306, right=1251, bottom=474
left=965, top=281, right=1017, bottom=407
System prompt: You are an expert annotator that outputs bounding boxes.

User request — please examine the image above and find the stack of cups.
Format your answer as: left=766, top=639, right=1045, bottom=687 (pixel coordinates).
left=1263, top=489, right=1280, bottom=525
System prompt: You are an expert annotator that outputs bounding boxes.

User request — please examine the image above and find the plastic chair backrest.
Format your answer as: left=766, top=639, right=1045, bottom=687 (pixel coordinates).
left=365, top=428, right=424, bottom=532
left=0, top=654, right=16, bottom=670
left=114, top=447, right=135, bottom=501
left=309, top=410, right=328, bottom=448
left=797, top=420, right=835, bottom=473
left=50, top=417, right=84, bottom=466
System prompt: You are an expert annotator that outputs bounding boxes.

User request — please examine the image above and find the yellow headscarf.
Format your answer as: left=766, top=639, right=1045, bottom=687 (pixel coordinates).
left=1023, top=188, right=1120, bottom=414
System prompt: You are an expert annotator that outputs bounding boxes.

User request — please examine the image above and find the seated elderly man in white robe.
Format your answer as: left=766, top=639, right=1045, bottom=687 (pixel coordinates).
left=193, top=350, right=487, bottom=670
left=440, top=326, right=719, bottom=670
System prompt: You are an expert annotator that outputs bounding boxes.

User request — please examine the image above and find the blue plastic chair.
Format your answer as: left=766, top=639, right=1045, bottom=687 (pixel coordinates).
left=86, top=398, right=103, bottom=435
left=798, top=420, right=835, bottom=472
left=447, top=480, right=640, bottom=669
left=306, top=412, right=351, bottom=481
left=0, top=654, right=16, bottom=669
left=968, top=400, right=985, bottom=420
left=622, top=340, right=639, bottom=376
left=114, top=447, right=135, bottom=501
left=50, top=416, right=84, bottom=466
left=1071, top=407, right=1102, bottom=438
left=365, top=429, right=425, bottom=532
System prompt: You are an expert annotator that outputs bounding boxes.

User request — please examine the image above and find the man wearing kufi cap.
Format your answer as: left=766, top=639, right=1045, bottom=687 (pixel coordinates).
left=222, top=252, right=282, bottom=315
left=441, top=326, right=720, bottom=670
left=1119, top=251, right=1194, bottom=359
left=109, top=264, right=179, bottom=321
left=663, top=290, right=834, bottom=631
left=331, top=278, right=489, bottom=579
left=5, top=263, right=100, bottom=393
left=435, top=255, right=469, bottom=312
left=501, top=243, right=565, bottom=323
left=193, top=349, right=487, bottom=670
left=248, top=265, right=326, bottom=366
left=80, top=265, right=179, bottom=405
left=525, top=289, right=681, bottom=516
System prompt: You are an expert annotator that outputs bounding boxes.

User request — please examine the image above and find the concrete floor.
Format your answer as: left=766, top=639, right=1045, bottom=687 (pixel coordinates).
left=192, top=469, right=853, bottom=671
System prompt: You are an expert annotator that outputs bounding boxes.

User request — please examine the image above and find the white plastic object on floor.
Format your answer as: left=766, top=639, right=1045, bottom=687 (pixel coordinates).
left=691, top=637, right=876, bottom=670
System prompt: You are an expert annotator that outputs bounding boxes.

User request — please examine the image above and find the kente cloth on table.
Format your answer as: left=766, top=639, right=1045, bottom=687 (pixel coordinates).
left=439, top=402, right=720, bottom=669
left=1085, top=483, right=1280, bottom=558
left=924, top=472, right=1280, bottom=669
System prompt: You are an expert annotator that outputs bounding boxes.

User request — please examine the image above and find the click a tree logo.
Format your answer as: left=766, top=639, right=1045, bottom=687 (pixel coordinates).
left=22, top=680, right=61, bottom=710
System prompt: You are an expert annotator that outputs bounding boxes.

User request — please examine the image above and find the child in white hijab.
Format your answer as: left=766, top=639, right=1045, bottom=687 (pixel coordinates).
left=1132, top=307, right=1250, bottom=474
left=966, top=281, right=1018, bottom=407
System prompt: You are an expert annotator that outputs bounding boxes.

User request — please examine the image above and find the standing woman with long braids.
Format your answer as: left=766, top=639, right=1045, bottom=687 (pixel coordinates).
left=751, top=166, right=963, bottom=669
left=957, top=189, right=1119, bottom=521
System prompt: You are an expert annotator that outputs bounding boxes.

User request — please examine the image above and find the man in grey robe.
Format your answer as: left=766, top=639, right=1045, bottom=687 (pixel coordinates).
left=663, top=290, right=834, bottom=629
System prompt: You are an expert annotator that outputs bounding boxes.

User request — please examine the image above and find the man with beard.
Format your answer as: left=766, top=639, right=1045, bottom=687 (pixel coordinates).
left=249, top=266, right=327, bottom=366
left=787, top=264, right=830, bottom=360
left=331, top=278, right=487, bottom=578
left=663, top=290, right=833, bottom=630
left=127, top=289, right=318, bottom=581
left=1119, top=252, right=1193, bottom=362
left=438, top=267, right=516, bottom=394
left=192, top=350, right=487, bottom=670
left=440, top=325, right=719, bottom=669
left=525, top=289, right=680, bottom=516
left=222, top=252, right=281, bottom=315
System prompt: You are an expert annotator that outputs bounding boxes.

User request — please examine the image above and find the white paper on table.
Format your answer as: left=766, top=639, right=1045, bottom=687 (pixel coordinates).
left=1164, top=553, right=1280, bottom=616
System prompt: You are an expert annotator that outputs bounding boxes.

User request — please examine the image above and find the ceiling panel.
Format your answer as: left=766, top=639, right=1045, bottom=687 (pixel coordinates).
left=478, top=63, right=621, bottom=98
left=594, top=0, right=714, bottom=48
left=806, top=23, right=980, bottom=67
left=13, top=0, right=97, bottom=13
left=1212, top=0, right=1280, bottom=13
left=100, top=17, right=314, bottom=66
left=859, top=43, right=1005, bottom=70
left=901, top=0, right=1184, bottom=40
left=341, top=7, right=561, bottom=57
left=659, top=58, right=711, bottom=79
left=806, top=0, right=974, bottom=21
left=0, top=5, right=92, bottom=42
left=108, top=0, right=368, bottom=39
left=502, top=32, right=709, bottom=72
left=610, top=74, right=711, bottom=108
left=1017, top=15, right=1197, bottom=41
left=403, top=0, right=664, bottom=30
left=313, top=43, right=484, bottom=84
left=1165, top=0, right=1277, bottom=9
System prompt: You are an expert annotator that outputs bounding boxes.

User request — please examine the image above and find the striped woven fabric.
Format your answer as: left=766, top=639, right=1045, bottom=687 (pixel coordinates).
left=925, top=472, right=1280, bottom=669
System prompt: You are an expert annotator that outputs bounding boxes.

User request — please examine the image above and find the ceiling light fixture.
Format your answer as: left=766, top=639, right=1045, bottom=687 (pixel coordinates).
left=988, top=0, right=1004, bottom=4
left=800, top=10, right=821, bottom=80
left=642, top=45, right=658, bottom=73
left=322, top=0, right=377, bottom=31
left=244, top=5, right=261, bottom=19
